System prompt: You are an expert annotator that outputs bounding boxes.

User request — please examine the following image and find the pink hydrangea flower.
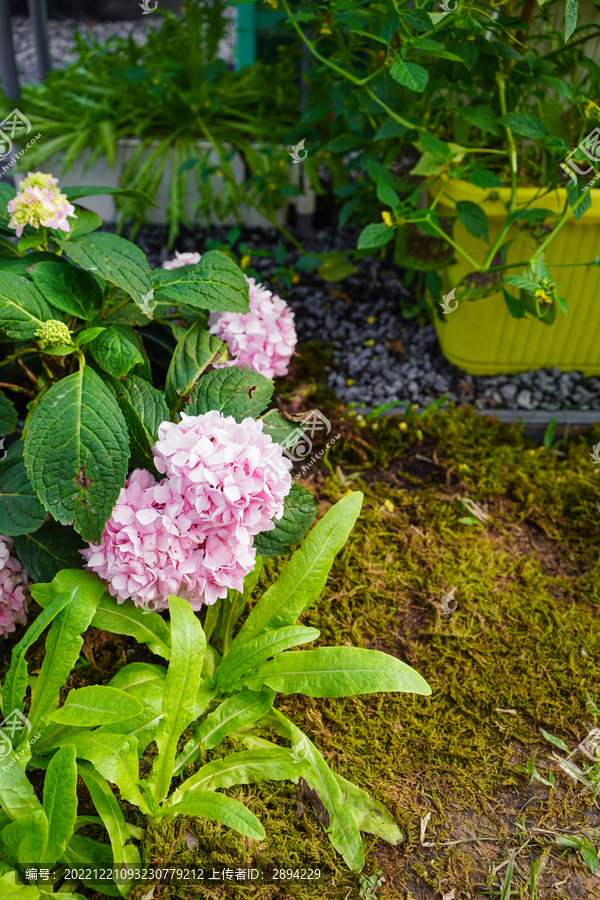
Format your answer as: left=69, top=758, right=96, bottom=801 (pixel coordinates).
left=153, top=410, right=292, bottom=543
left=209, top=277, right=297, bottom=379
left=83, top=413, right=292, bottom=610
left=8, top=171, right=77, bottom=237
left=162, top=251, right=201, bottom=270
left=0, top=535, right=30, bottom=638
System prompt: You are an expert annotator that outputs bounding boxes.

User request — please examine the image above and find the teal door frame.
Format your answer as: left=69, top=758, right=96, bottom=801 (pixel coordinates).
left=236, top=2, right=287, bottom=70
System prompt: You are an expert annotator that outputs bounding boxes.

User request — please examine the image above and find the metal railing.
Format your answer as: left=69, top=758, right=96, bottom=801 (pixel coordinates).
left=0, top=0, right=52, bottom=101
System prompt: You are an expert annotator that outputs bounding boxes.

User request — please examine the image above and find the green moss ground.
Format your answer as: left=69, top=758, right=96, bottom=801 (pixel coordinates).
left=5, top=364, right=600, bottom=899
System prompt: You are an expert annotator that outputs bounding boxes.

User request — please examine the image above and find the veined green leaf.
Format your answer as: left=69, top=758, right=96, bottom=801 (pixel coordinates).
left=112, top=374, right=169, bottom=465
left=42, top=744, right=78, bottom=865
left=217, top=626, right=320, bottom=690
left=13, top=520, right=85, bottom=584
left=27, top=571, right=106, bottom=735
left=90, top=594, right=171, bottom=659
left=0, top=391, right=17, bottom=436
left=23, top=365, right=129, bottom=544
left=165, top=323, right=226, bottom=412
left=49, top=685, right=143, bottom=726
left=29, top=262, right=103, bottom=321
left=102, top=666, right=165, bottom=755
left=184, top=366, right=274, bottom=421
left=152, top=250, right=249, bottom=314
left=88, top=325, right=144, bottom=378
left=389, top=58, right=429, bottom=92
left=0, top=455, right=47, bottom=536
left=253, top=484, right=317, bottom=558
left=0, top=271, right=58, bottom=340
left=234, top=492, right=363, bottom=645
left=240, top=646, right=432, bottom=697
left=160, top=789, right=265, bottom=840
left=149, top=596, right=205, bottom=803
left=109, top=662, right=168, bottom=693
left=55, top=232, right=154, bottom=316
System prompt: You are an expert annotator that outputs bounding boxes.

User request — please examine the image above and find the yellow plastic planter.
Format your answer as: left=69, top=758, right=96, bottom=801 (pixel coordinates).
left=431, top=178, right=600, bottom=375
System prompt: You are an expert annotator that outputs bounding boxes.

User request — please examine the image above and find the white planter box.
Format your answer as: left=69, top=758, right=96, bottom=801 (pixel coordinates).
left=16, top=139, right=315, bottom=228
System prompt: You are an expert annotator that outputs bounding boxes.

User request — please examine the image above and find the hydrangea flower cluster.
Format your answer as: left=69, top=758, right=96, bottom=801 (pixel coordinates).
left=162, top=251, right=201, bottom=269
left=82, top=411, right=292, bottom=610
left=162, top=252, right=297, bottom=379
left=209, top=276, right=297, bottom=380
left=7, top=171, right=77, bottom=237
left=0, top=536, right=30, bottom=639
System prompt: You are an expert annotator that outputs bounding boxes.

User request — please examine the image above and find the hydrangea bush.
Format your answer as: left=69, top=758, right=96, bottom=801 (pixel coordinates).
left=0, top=174, right=431, bottom=894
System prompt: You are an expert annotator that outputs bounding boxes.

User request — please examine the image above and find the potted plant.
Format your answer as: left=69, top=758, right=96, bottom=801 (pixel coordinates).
left=1, top=0, right=303, bottom=244
left=279, top=0, right=600, bottom=374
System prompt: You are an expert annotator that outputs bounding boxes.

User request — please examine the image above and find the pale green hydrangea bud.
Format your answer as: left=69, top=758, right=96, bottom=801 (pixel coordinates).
left=35, top=319, right=73, bottom=348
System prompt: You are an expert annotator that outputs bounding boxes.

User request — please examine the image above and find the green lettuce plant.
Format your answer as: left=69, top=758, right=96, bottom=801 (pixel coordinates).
left=0, top=494, right=431, bottom=895
left=280, top=0, right=600, bottom=323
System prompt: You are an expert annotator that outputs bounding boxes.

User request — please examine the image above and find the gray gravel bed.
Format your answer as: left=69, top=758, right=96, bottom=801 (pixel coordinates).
left=131, top=221, right=600, bottom=414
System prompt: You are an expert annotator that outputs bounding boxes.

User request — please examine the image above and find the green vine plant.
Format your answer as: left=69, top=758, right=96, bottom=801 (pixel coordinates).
left=279, top=0, right=600, bottom=323
left=0, top=493, right=431, bottom=896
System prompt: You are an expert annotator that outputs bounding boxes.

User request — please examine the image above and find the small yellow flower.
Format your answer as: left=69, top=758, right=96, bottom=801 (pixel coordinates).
left=534, top=288, right=552, bottom=303
left=240, top=255, right=251, bottom=270
left=399, top=422, right=408, bottom=432
left=320, top=24, right=332, bottom=34
left=265, top=0, right=278, bottom=7
left=367, top=316, right=377, bottom=324
left=364, top=338, right=375, bottom=347
left=215, top=170, right=222, bottom=177
left=292, top=273, right=300, bottom=284
left=346, top=378, right=355, bottom=386
left=381, top=211, right=393, bottom=227
left=584, top=100, right=600, bottom=119
left=383, top=499, right=395, bottom=512
left=458, top=463, right=470, bottom=473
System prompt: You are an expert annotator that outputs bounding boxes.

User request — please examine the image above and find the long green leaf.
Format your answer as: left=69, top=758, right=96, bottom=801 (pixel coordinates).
left=160, top=789, right=265, bottom=840
left=77, top=761, right=131, bottom=869
left=148, top=596, right=205, bottom=802
left=48, top=685, right=143, bottom=726
left=55, top=730, right=147, bottom=813
left=90, top=594, right=171, bottom=659
left=240, top=646, right=432, bottom=697
left=334, top=772, right=402, bottom=844
left=234, top=492, right=363, bottom=645
left=173, top=688, right=275, bottom=776
left=0, top=757, right=43, bottom=820
left=62, top=834, right=121, bottom=896
left=42, top=744, right=78, bottom=865
left=270, top=709, right=364, bottom=871
left=1, top=808, right=48, bottom=869
left=216, top=626, right=320, bottom=690
left=27, top=571, right=106, bottom=735
left=172, top=748, right=304, bottom=804
left=2, top=591, right=72, bottom=717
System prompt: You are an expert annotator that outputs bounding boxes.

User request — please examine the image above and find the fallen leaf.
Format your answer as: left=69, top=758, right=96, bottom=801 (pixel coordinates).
left=385, top=337, right=406, bottom=354
left=184, top=829, right=199, bottom=850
